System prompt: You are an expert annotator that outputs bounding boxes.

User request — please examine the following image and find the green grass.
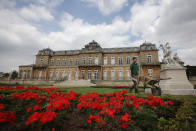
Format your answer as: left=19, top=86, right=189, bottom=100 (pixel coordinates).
left=57, top=87, right=145, bottom=95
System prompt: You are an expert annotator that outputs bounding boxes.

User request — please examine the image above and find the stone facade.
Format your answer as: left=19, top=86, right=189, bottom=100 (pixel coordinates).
left=19, top=41, right=160, bottom=81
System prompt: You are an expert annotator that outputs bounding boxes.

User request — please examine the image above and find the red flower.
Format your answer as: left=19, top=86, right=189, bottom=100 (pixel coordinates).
left=87, top=114, right=102, bottom=124
left=0, top=94, right=3, bottom=99
left=33, top=104, right=41, bottom=111
left=40, top=111, right=56, bottom=124
left=148, top=95, right=154, bottom=99
left=26, top=107, right=32, bottom=113
left=121, top=113, right=131, bottom=122
left=25, top=112, right=42, bottom=125
left=99, top=109, right=115, bottom=118
left=0, top=111, right=16, bottom=124
left=0, top=104, right=5, bottom=111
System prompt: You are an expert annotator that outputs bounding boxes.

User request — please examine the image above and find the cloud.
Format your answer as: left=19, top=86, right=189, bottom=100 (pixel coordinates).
left=128, top=0, right=196, bottom=65
left=0, top=0, right=196, bottom=73
left=81, top=0, right=128, bottom=15
left=19, top=4, right=54, bottom=21
left=42, top=12, right=132, bottom=50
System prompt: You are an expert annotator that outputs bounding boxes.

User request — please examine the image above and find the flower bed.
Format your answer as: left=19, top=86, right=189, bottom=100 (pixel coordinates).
left=0, top=85, right=179, bottom=130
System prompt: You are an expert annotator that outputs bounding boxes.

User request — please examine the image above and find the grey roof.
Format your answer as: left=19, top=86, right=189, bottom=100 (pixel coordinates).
left=102, top=47, right=140, bottom=53
left=37, top=41, right=158, bottom=56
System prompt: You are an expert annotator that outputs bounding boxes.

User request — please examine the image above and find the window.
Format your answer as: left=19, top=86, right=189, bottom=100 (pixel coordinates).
left=147, top=55, right=152, bottom=64
left=75, top=71, right=78, bottom=80
left=126, top=70, right=130, bottom=80
left=69, top=58, right=73, bottom=66
left=119, top=70, right=123, bottom=80
left=76, top=58, right=79, bottom=66
left=111, top=57, right=115, bottom=65
left=118, top=57, right=123, bottom=65
left=103, top=70, right=107, bottom=80
left=49, top=71, right=53, bottom=80
left=55, top=70, right=59, bottom=80
left=50, top=59, right=54, bottom=66
left=148, top=69, right=153, bottom=77
left=95, top=56, right=99, bottom=65
left=38, top=71, right=42, bottom=80
left=94, top=70, right=98, bottom=80
left=40, top=58, right=43, bottom=65
left=88, top=70, right=91, bottom=80
left=61, top=70, right=65, bottom=80
left=82, top=57, right=86, bottom=65
left=62, top=59, right=66, bottom=66
left=126, top=57, right=130, bottom=64
left=68, top=71, right=72, bottom=80
left=56, top=59, right=60, bottom=66
left=111, top=70, right=115, bottom=80
left=88, top=57, right=92, bottom=65
left=81, top=70, right=85, bottom=80
left=104, top=57, right=107, bottom=65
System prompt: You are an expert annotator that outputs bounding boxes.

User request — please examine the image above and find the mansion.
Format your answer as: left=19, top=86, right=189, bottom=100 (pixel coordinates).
left=19, top=41, right=160, bottom=81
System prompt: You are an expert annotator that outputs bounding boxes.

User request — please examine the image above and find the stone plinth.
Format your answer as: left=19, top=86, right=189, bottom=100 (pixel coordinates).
left=159, top=66, right=195, bottom=95
left=160, top=67, right=193, bottom=90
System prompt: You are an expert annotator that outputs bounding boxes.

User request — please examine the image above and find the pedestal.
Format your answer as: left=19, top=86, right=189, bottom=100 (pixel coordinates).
left=159, top=67, right=195, bottom=95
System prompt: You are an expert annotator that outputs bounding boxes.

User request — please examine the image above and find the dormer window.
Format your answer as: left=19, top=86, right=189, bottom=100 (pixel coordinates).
left=40, top=58, right=43, bottom=66
left=147, top=55, right=152, bottom=64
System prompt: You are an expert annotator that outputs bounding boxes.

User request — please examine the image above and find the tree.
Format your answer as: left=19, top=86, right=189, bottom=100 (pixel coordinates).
left=11, top=70, right=18, bottom=80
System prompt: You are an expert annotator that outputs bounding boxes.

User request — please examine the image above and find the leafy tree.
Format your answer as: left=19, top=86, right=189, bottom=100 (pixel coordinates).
left=11, top=70, right=18, bottom=79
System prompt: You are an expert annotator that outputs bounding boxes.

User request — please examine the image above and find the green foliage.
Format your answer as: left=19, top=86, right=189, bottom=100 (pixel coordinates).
left=11, top=71, right=18, bottom=80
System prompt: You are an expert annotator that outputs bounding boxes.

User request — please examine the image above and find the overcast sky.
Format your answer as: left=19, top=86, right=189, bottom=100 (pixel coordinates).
left=0, top=0, right=196, bottom=72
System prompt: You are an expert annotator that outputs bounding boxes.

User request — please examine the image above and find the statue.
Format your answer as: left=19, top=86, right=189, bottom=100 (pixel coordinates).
left=160, top=43, right=184, bottom=68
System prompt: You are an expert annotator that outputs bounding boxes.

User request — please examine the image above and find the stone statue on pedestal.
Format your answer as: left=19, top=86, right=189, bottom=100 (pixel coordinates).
left=159, top=43, right=195, bottom=95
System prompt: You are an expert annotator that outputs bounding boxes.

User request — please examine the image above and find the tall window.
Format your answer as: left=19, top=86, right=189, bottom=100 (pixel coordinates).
left=49, top=71, right=53, bottom=80
left=119, top=70, right=123, bottom=80
left=82, top=57, right=86, bottom=65
left=95, top=56, right=99, bottom=65
left=126, top=57, right=130, bottom=64
left=76, top=58, right=79, bottom=66
left=118, top=57, right=123, bottom=65
left=50, top=59, right=54, bottom=66
left=69, top=58, right=73, bottom=66
left=75, top=71, right=78, bottom=80
left=55, top=70, right=59, bottom=80
left=147, top=55, right=152, bottom=64
left=111, top=70, right=115, bottom=80
left=104, top=57, right=107, bottom=65
left=148, top=69, right=153, bottom=77
left=61, top=70, right=65, bottom=80
left=126, top=70, right=130, bottom=80
left=103, top=70, right=107, bottom=80
left=94, top=70, right=98, bottom=80
left=88, top=70, right=91, bottom=80
left=56, top=59, right=60, bottom=66
left=40, top=58, right=43, bottom=65
left=38, top=71, right=42, bottom=80
left=88, top=57, right=92, bottom=65
left=81, top=70, right=85, bottom=80
left=68, top=71, right=72, bottom=80
left=111, top=57, right=115, bottom=65
left=62, top=59, right=66, bottom=66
